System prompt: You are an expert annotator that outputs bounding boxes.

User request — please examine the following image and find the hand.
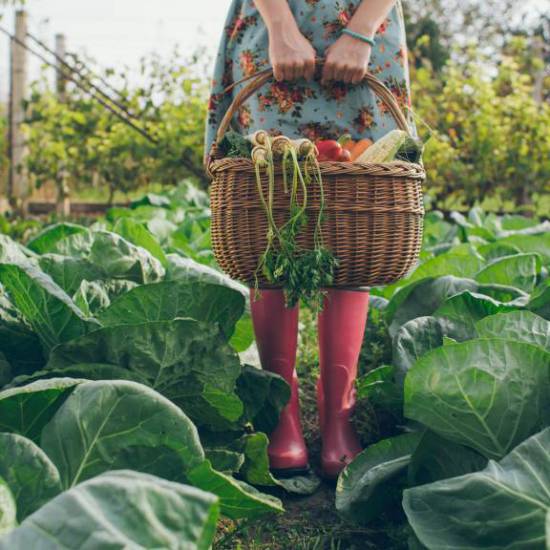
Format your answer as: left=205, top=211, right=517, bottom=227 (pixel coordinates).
left=322, top=33, right=372, bottom=85
left=268, top=22, right=316, bottom=81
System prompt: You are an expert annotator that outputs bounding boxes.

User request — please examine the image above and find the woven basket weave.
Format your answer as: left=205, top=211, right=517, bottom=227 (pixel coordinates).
left=208, top=68, right=425, bottom=288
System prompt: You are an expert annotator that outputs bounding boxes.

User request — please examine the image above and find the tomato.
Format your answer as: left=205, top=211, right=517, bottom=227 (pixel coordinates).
left=316, top=140, right=342, bottom=161
left=337, top=148, right=352, bottom=161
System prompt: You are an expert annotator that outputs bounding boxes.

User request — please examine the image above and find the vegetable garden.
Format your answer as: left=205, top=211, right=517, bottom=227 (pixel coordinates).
left=0, top=180, right=548, bottom=549
left=0, top=1, right=548, bottom=548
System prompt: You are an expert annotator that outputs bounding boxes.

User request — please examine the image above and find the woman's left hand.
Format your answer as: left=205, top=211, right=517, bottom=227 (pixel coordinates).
left=321, top=34, right=372, bottom=84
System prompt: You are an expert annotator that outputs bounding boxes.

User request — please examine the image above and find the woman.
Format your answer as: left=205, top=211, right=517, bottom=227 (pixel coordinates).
left=205, top=0, right=412, bottom=479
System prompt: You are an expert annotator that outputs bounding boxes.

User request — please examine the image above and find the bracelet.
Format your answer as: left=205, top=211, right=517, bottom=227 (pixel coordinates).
left=342, top=28, right=375, bottom=46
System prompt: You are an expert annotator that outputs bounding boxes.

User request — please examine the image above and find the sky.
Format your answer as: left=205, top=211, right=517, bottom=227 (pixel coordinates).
left=0, top=0, right=231, bottom=100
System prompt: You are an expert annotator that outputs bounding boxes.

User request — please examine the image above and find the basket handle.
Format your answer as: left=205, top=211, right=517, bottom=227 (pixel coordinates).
left=214, top=60, right=411, bottom=147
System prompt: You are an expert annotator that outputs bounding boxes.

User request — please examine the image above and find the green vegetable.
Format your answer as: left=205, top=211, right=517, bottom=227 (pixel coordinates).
left=0, top=479, right=16, bottom=536
left=404, top=428, right=550, bottom=550
left=0, top=433, right=62, bottom=521
left=404, top=339, right=550, bottom=459
left=219, top=130, right=253, bottom=158
left=253, top=136, right=338, bottom=309
left=395, top=135, right=424, bottom=163
left=0, top=471, right=220, bottom=550
left=355, top=129, right=409, bottom=163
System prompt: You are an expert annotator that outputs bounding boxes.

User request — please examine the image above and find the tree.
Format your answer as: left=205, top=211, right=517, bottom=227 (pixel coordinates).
left=22, top=49, right=209, bottom=205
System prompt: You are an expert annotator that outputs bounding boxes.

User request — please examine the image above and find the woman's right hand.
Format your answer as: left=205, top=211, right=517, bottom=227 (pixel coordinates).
left=267, top=20, right=316, bottom=81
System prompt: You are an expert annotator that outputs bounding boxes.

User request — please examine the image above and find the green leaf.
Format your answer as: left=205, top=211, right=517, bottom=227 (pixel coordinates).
left=40, top=380, right=205, bottom=488
left=401, top=252, right=484, bottom=289
left=475, top=311, right=550, bottom=350
left=528, top=280, right=550, bottom=320
left=9, top=364, right=149, bottom=388
left=476, top=282, right=529, bottom=305
left=386, top=276, right=479, bottom=337
left=88, top=231, right=165, bottom=284
left=0, top=352, right=11, bottom=387
left=408, top=430, right=487, bottom=486
left=393, top=316, right=468, bottom=384
left=356, top=365, right=402, bottom=410
left=48, top=230, right=94, bottom=257
left=237, top=432, right=321, bottom=495
left=47, top=320, right=244, bottom=428
left=230, top=313, right=255, bottom=352
left=239, top=432, right=278, bottom=487
left=26, top=223, right=89, bottom=254
left=0, top=470, right=219, bottom=550
left=98, top=280, right=245, bottom=340
left=236, top=366, right=290, bottom=434
left=0, top=478, right=16, bottom=536
left=274, top=472, right=322, bottom=496
left=205, top=449, right=245, bottom=474
left=0, top=378, right=82, bottom=442
left=114, top=217, right=168, bottom=267
left=0, top=235, right=29, bottom=264
left=475, top=253, right=541, bottom=292
left=0, top=262, right=96, bottom=352
left=38, top=254, right=103, bottom=295
left=404, top=339, right=550, bottom=459
left=477, top=241, right=521, bottom=262
left=0, top=433, right=62, bottom=521
left=500, top=215, right=542, bottom=231
left=356, top=365, right=395, bottom=399
left=335, top=432, right=422, bottom=524
left=0, top=291, right=44, bottom=375
left=72, top=280, right=111, bottom=315
left=434, top=290, right=518, bottom=334
left=187, top=459, right=283, bottom=519
left=497, top=233, right=550, bottom=265
left=130, top=192, right=171, bottom=209
left=404, top=428, right=550, bottom=550
left=97, top=278, right=138, bottom=301
left=166, top=253, right=249, bottom=298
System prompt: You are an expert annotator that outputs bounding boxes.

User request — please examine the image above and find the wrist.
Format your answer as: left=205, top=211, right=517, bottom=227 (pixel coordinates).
left=346, top=20, right=377, bottom=39
left=341, top=28, right=375, bottom=47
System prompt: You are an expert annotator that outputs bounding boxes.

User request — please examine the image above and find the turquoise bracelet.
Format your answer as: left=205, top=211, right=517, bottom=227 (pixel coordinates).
left=342, top=28, right=375, bottom=47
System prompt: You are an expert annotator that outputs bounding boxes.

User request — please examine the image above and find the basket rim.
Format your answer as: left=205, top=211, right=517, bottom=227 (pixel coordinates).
left=208, top=157, right=426, bottom=179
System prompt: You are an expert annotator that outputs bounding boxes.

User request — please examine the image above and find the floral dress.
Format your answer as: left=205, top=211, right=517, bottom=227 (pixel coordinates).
left=205, top=0, right=413, bottom=157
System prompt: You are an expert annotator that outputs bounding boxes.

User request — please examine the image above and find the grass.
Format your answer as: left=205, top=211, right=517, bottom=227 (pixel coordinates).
left=213, top=301, right=408, bottom=549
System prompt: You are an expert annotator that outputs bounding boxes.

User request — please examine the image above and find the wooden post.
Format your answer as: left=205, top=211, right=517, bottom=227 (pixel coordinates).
left=8, top=10, right=29, bottom=215
left=55, top=33, right=70, bottom=216
left=55, top=33, right=67, bottom=101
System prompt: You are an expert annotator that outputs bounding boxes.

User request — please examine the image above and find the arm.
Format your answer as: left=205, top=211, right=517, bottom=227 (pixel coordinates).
left=322, top=0, right=397, bottom=84
left=254, top=0, right=316, bottom=81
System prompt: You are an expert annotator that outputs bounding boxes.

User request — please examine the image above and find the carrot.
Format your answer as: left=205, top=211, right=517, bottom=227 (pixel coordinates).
left=350, top=138, right=374, bottom=161
left=343, top=139, right=356, bottom=152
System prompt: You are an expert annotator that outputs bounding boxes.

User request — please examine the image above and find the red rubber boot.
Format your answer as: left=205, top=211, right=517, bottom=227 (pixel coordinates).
left=317, top=288, right=369, bottom=479
left=250, top=289, right=309, bottom=473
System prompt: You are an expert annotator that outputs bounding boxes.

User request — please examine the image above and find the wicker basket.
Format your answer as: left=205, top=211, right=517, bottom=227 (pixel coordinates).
left=208, top=68, right=425, bottom=289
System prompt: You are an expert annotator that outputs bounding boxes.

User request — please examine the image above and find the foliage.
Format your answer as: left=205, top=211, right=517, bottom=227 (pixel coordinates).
left=1, top=185, right=550, bottom=546
left=22, top=49, right=209, bottom=204
left=0, top=469, right=219, bottom=550
left=0, top=182, right=301, bottom=546
left=413, top=38, right=550, bottom=215
left=335, top=207, right=550, bottom=549
left=404, top=428, right=550, bottom=550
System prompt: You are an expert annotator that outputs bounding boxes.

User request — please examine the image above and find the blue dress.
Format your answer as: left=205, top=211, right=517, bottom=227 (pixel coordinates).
left=205, top=0, right=413, bottom=157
